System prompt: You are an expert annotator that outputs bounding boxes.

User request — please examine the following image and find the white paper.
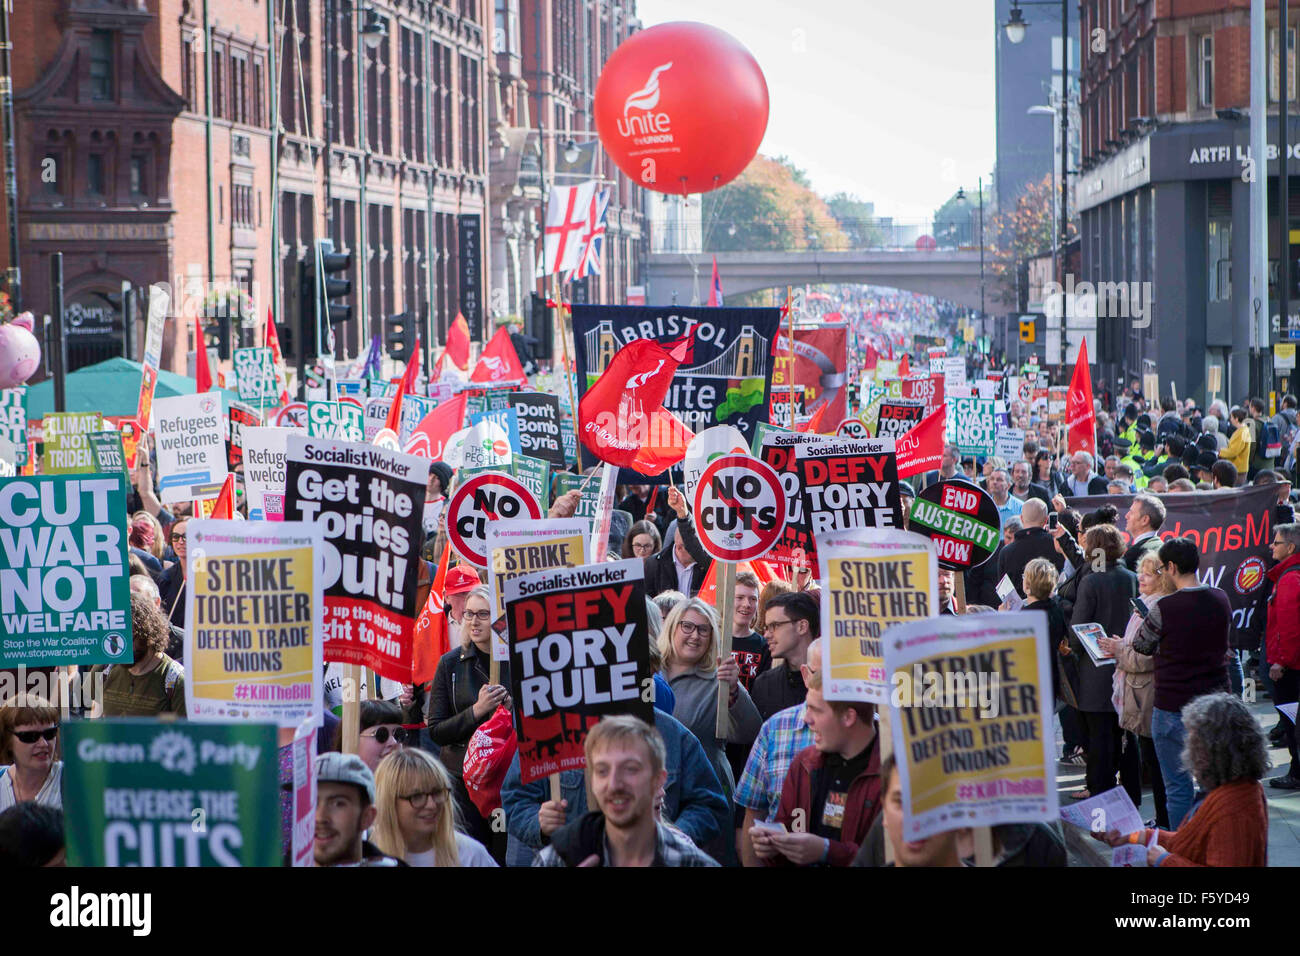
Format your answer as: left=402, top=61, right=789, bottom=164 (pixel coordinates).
left=1111, top=844, right=1147, bottom=867
left=1278, top=702, right=1298, bottom=725
left=996, top=574, right=1023, bottom=611
left=1058, top=785, right=1144, bottom=836
left=1072, top=623, right=1116, bottom=667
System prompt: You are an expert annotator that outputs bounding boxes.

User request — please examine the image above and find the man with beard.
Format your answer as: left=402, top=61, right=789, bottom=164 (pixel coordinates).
left=533, top=715, right=719, bottom=866
left=89, top=590, right=187, bottom=717
left=313, top=753, right=404, bottom=866
left=1009, top=460, right=1051, bottom=505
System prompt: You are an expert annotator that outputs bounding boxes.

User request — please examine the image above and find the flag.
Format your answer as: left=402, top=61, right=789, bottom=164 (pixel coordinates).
left=579, top=335, right=695, bottom=474
left=382, top=336, right=422, bottom=435
left=430, top=351, right=446, bottom=383
left=1067, top=337, right=1096, bottom=457
left=412, top=545, right=451, bottom=686
left=569, top=189, right=610, bottom=281
left=542, top=181, right=598, bottom=276
left=799, top=401, right=832, bottom=435
left=195, top=316, right=213, bottom=393
left=403, top=392, right=468, bottom=460
left=697, top=558, right=780, bottom=605
left=264, top=307, right=290, bottom=404
left=349, top=335, right=382, bottom=380
left=707, top=255, right=723, bottom=307
left=895, top=405, right=946, bottom=478
left=863, top=343, right=880, bottom=371
left=898, top=353, right=910, bottom=377
left=446, top=313, right=471, bottom=371
left=209, top=474, right=236, bottom=519
left=470, top=326, right=527, bottom=385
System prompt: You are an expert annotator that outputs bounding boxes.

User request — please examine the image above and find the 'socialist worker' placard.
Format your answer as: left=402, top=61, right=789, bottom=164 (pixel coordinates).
left=184, top=519, right=324, bottom=728
left=62, top=720, right=280, bottom=867
left=282, top=436, right=430, bottom=684
left=503, top=559, right=652, bottom=784
left=794, top=437, right=902, bottom=568
left=882, top=612, right=1057, bottom=841
left=0, top=474, right=133, bottom=669
left=816, top=528, right=936, bottom=703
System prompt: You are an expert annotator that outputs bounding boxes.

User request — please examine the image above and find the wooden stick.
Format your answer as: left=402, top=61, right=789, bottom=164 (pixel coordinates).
left=715, top=561, right=737, bottom=739
left=786, top=286, right=795, bottom=428
left=549, top=774, right=562, bottom=804
left=553, top=277, right=579, bottom=418
left=342, top=663, right=361, bottom=755
left=973, top=826, right=996, bottom=867
left=953, top=571, right=967, bottom=614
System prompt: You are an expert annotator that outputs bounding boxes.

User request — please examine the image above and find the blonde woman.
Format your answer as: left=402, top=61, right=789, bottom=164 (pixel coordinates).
left=372, top=749, right=496, bottom=867
left=1097, top=551, right=1174, bottom=829
left=659, top=597, right=761, bottom=802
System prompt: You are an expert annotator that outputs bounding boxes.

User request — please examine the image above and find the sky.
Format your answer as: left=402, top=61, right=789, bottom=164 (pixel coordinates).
left=635, top=0, right=997, bottom=221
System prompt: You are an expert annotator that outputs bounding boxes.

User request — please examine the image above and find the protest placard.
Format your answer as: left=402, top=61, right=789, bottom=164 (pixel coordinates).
left=307, top=400, right=364, bottom=442
left=909, top=479, right=1002, bottom=570
left=276, top=402, right=309, bottom=430
left=446, top=470, right=543, bottom=567
left=41, top=411, right=103, bottom=475
left=0, top=474, right=133, bottom=668
left=551, top=470, right=604, bottom=528
left=486, top=517, right=588, bottom=660
left=399, top=395, right=435, bottom=445
left=947, top=396, right=996, bottom=458
left=900, top=373, right=945, bottom=420
left=995, top=426, right=1026, bottom=462
left=874, top=397, right=925, bottom=440
left=135, top=285, right=168, bottom=428
left=0, top=437, right=15, bottom=478
left=942, top=356, right=966, bottom=390
left=154, top=392, right=228, bottom=503
left=87, top=431, right=128, bottom=478
left=290, top=718, right=318, bottom=867
left=468, top=405, right=522, bottom=455
left=62, top=720, right=280, bottom=866
left=504, top=559, right=653, bottom=784
left=282, top=436, right=430, bottom=682
left=817, top=529, right=936, bottom=703
left=0, top=388, right=27, bottom=465
left=837, top=418, right=869, bottom=440
left=445, top=417, right=513, bottom=471
left=757, top=425, right=826, bottom=567
left=241, top=426, right=290, bottom=521
left=507, top=391, right=565, bottom=467
left=233, top=347, right=278, bottom=407
left=883, top=611, right=1057, bottom=840
left=690, top=453, right=786, bottom=562
left=364, top=397, right=392, bottom=442
left=227, top=401, right=261, bottom=472
left=795, top=437, right=903, bottom=554
left=184, top=519, right=324, bottom=727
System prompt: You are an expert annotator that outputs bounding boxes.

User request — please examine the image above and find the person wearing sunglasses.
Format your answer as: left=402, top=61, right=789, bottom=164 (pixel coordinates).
left=157, top=517, right=190, bottom=630
left=0, top=696, right=63, bottom=811
left=352, top=700, right=409, bottom=774
left=371, top=749, right=496, bottom=867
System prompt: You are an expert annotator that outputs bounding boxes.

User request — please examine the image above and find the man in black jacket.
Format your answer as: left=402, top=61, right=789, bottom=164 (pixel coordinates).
left=1122, top=492, right=1166, bottom=571
left=997, top=499, right=1063, bottom=598
left=643, top=486, right=711, bottom=597
left=751, top=592, right=819, bottom=721
left=1062, top=451, right=1110, bottom=497
left=1009, top=460, right=1051, bottom=504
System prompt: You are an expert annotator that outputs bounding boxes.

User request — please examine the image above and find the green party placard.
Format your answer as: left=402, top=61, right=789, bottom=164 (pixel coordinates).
left=88, top=431, right=128, bottom=478
left=551, top=471, right=602, bottom=527
left=62, top=721, right=281, bottom=867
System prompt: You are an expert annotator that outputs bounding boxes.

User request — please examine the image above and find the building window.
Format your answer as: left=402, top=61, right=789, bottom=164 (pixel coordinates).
left=231, top=52, right=248, bottom=125
left=460, top=55, right=481, bottom=174
left=253, top=57, right=266, bottom=127
left=400, top=27, right=426, bottom=161
left=129, top=155, right=147, bottom=197
left=86, top=154, right=105, bottom=195
left=1270, top=27, right=1297, bottom=104
left=213, top=44, right=226, bottom=118
left=1197, top=34, right=1214, bottom=109
left=233, top=183, right=254, bottom=227
left=431, top=39, right=453, bottom=168
left=494, top=0, right=519, bottom=55
left=182, top=34, right=197, bottom=110
left=90, top=30, right=114, bottom=101
left=1208, top=219, right=1231, bottom=302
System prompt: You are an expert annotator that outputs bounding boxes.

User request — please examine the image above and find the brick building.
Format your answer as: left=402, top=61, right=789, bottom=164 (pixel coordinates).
left=1078, top=0, right=1300, bottom=401
left=2, top=0, right=490, bottom=378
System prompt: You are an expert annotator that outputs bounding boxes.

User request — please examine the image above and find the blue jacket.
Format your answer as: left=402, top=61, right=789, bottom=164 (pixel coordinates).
left=501, top=708, right=729, bottom=866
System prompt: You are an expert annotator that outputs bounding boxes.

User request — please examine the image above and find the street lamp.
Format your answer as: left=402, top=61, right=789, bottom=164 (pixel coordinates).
left=563, top=138, right=581, bottom=164
left=1004, top=4, right=1028, bottom=44
left=361, top=7, right=387, bottom=48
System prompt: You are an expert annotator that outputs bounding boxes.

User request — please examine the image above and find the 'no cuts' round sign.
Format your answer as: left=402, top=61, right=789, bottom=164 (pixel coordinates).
left=692, top=454, right=787, bottom=562
left=447, top=472, right=542, bottom=567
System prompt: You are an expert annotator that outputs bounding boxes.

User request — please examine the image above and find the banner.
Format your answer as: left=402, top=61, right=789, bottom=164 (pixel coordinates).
left=1066, top=486, right=1275, bottom=642
left=773, top=324, right=849, bottom=428
left=795, top=438, right=903, bottom=564
left=572, top=305, right=781, bottom=475
left=874, top=397, right=925, bottom=440
left=817, top=529, right=937, bottom=703
left=282, top=437, right=430, bottom=681
left=227, top=401, right=261, bottom=472
left=468, top=405, right=523, bottom=456
left=884, top=612, right=1057, bottom=840
left=947, top=396, right=995, bottom=458
left=154, top=392, right=228, bottom=503
left=504, top=559, right=653, bottom=784
left=0, top=474, right=133, bottom=668
left=0, top=388, right=27, bottom=465
left=444, top=417, right=513, bottom=471
left=184, top=519, right=324, bottom=727
left=486, top=518, right=588, bottom=660
left=242, top=427, right=291, bottom=521
left=307, top=400, right=364, bottom=442
left=41, top=411, right=103, bottom=474
left=910, top=479, right=1002, bottom=570
left=896, top=405, right=946, bottom=479
left=757, top=425, right=826, bottom=567
left=233, top=347, right=278, bottom=407
left=62, top=720, right=280, bottom=867
left=135, top=285, right=168, bottom=428
left=507, top=392, right=565, bottom=467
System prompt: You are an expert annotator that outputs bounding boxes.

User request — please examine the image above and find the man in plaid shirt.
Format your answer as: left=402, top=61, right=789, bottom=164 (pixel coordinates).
left=735, top=639, right=821, bottom=866
left=534, top=715, right=719, bottom=867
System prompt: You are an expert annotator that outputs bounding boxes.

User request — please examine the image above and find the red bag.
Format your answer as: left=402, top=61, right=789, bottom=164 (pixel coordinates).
left=463, top=705, right=518, bottom=818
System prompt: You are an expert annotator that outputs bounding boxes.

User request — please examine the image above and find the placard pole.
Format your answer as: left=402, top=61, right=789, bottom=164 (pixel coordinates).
left=715, top=561, right=737, bottom=739
left=342, top=663, right=361, bottom=754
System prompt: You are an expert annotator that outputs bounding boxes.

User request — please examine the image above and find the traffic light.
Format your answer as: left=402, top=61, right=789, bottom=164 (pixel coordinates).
left=385, top=312, right=415, bottom=365
left=1019, top=318, right=1036, bottom=344
left=298, top=240, right=352, bottom=359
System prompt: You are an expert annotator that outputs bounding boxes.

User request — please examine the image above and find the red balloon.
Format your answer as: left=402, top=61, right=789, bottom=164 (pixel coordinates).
left=594, top=22, right=768, bottom=195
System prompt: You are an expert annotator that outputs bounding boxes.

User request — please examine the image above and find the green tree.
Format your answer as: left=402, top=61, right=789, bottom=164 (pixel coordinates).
left=826, top=193, right=886, bottom=249
left=702, top=155, right=849, bottom=252
left=988, top=173, right=1070, bottom=309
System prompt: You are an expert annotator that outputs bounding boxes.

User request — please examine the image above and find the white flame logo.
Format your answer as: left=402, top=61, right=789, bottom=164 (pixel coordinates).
left=623, top=62, right=673, bottom=115
left=626, top=359, right=665, bottom=390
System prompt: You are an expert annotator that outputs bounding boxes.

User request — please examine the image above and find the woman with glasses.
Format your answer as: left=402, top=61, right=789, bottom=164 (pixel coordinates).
left=0, top=697, right=62, bottom=811
left=659, top=598, right=761, bottom=805
left=621, top=520, right=662, bottom=560
left=425, top=583, right=511, bottom=862
left=157, top=517, right=190, bottom=629
left=372, top=749, right=496, bottom=866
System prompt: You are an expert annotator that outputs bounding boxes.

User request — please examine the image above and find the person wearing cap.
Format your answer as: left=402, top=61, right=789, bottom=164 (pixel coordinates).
left=314, top=752, right=405, bottom=866
left=1193, top=449, right=1220, bottom=485
left=442, top=564, right=482, bottom=648
left=1118, top=403, right=1140, bottom=447
left=423, top=461, right=454, bottom=537
left=897, top=480, right=917, bottom=528
left=1220, top=407, right=1251, bottom=474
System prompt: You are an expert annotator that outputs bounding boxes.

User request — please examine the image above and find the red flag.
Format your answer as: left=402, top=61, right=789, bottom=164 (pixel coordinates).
left=264, top=307, right=290, bottom=405
left=412, top=545, right=451, bottom=685
left=799, top=401, right=833, bottom=435
left=195, top=316, right=213, bottom=393
left=895, top=405, right=946, bottom=478
left=707, top=255, right=723, bottom=307
left=697, top=559, right=780, bottom=605
left=382, top=336, right=422, bottom=436
left=1067, top=338, right=1096, bottom=457
left=430, top=350, right=446, bottom=382
left=470, top=326, right=527, bottom=384
left=446, top=313, right=471, bottom=371
left=863, top=343, right=880, bottom=371
left=403, top=392, right=468, bottom=460
left=579, top=336, right=694, bottom=473
left=898, top=353, right=910, bottom=377
left=209, top=474, right=236, bottom=519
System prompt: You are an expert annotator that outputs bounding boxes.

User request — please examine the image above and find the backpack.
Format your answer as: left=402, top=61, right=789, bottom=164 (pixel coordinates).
left=1263, top=419, right=1282, bottom=458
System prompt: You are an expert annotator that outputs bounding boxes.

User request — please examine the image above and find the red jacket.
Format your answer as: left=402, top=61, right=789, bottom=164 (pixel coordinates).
left=771, top=741, right=882, bottom=866
left=1267, top=552, right=1300, bottom=671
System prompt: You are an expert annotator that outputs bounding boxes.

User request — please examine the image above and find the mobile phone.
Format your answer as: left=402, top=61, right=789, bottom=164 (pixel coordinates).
left=1048, top=512, right=1059, bottom=530
left=1130, top=597, right=1148, bottom=619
